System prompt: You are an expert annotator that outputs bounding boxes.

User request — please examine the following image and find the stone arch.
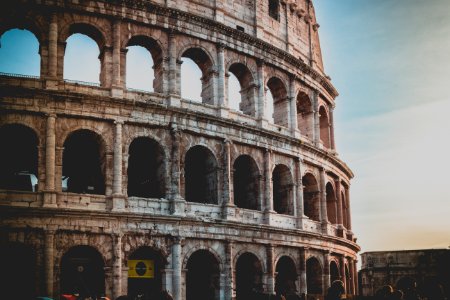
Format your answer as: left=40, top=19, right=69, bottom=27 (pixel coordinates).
left=302, top=172, right=320, bottom=221
left=182, top=245, right=224, bottom=272
left=58, top=123, right=112, bottom=152
left=0, top=16, right=45, bottom=45
left=275, top=255, right=298, bottom=296
left=233, top=249, right=267, bottom=274
left=186, top=249, right=221, bottom=300
left=235, top=251, right=265, bottom=299
left=326, top=182, right=338, bottom=224
left=122, top=235, right=170, bottom=267
left=228, top=62, right=257, bottom=116
left=319, top=105, right=331, bottom=148
left=124, top=35, right=165, bottom=93
left=60, top=245, right=106, bottom=299
left=127, top=246, right=166, bottom=299
left=180, top=46, right=216, bottom=105
left=62, top=129, right=107, bottom=194
left=0, top=241, right=37, bottom=299
left=184, top=144, right=218, bottom=204
left=127, top=137, right=166, bottom=198
left=233, top=154, right=261, bottom=210
left=0, top=123, right=39, bottom=192
left=330, top=260, right=340, bottom=283
left=272, top=164, right=294, bottom=215
left=306, top=256, right=323, bottom=295
left=297, top=90, right=313, bottom=139
left=267, top=76, right=289, bottom=127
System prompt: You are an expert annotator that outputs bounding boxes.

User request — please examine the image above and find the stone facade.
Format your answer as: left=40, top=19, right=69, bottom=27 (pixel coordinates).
left=0, top=0, right=359, bottom=299
left=359, top=249, right=450, bottom=299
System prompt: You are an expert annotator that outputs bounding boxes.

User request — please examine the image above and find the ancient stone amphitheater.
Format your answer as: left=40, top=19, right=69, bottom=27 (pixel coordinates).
left=0, top=0, right=359, bottom=299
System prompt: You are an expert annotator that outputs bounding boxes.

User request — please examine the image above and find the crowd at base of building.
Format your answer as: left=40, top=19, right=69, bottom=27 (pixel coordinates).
left=358, top=249, right=450, bottom=300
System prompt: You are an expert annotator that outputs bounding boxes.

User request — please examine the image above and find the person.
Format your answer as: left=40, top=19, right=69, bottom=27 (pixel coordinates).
left=325, top=280, right=345, bottom=300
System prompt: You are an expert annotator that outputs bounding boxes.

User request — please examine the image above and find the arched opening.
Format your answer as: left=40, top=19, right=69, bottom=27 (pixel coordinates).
left=0, top=242, right=36, bottom=299
left=181, top=48, right=214, bottom=104
left=186, top=250, right=220, bottom=300
left=61, top=245, right=105, bottom=299
left=228, top=63, right=256, bottom=116
left=326, top=183, right=337, bottom=224
left=0, top=28, right=40, bottom=76
left=63, top=24, right=105, bottom=85
left=330, top=261, right=340, bottom=283
left=396, top=276, right=416, bottom=293
left=344, top=265, right=351, bottom=295
left=273, top=164, right=294, bottom=215
left=275, top=256, right=297, bottom=297
left=269, top=0, right=280, bottom=20
left=127, top=137, right=166, bottom=198
left=267, top=77, right=288, bottom=127
left=233, top=155, right=260, bottom=210
left=126, top=36, right=163, bottom=93
left=235, top=253, right=263, bottom=300
left=297, top=92, right=313, bottom=139
left=0, top=124, right=38, bottom=192
left=319, top=106, right=331, bottom=149
left=62, top=129, right=106, bottom=194
left=127, top=247, right=165, bottom=300
left=341, top=190, right=348, bottom=229
left=306, top=257, right=323, bottom=296
left=184, top=145, right=218, bottom=204
left=302, top=173, right=320, bottom=221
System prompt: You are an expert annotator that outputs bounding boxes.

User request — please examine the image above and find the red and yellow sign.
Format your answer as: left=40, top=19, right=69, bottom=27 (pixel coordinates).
left=128, top=260, right=154, bottom=278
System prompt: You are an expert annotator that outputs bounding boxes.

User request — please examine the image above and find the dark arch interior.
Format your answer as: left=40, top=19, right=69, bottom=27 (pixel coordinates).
left=306, top=258, right=323, bottom=295
left=267, top=77, right=288, bottom=127
left=275, top=256, right=297, bottom=297
left=184, top=146, right=218, bottom=204
left=302, top=174, right=320, bottom=221
left=61, top=245, right=105, bottom=299
left=127, top=137, right=166, bottom=198
left=326, top=183, right=337, bottom=224
left=330, top=261, right=340, bottom=283
left=297, top=92, right=313, bottom=139
left=0, top=124, right=38, bottom=192
left=273, top=164, right=294, bottom=215
left=235, top=253, right=263, bottom=300
left=128, top=247, right=165, bottom=300
left=319, top=106, right=330, bottom=148
left=62, top=129, right=105, bottom=194
left=186, top=250, right=220, bottom=300
left=233, top=155, right=260, bottom=210
left=228, top=63, right=256, bottom=116
left=0, top=242, right=36, bottom=299
left=344, top=265, right=351, bottom=294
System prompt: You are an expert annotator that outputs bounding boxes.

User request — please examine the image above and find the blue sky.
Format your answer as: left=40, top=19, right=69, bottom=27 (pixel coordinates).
left=1, top=1, right=449, bottom=254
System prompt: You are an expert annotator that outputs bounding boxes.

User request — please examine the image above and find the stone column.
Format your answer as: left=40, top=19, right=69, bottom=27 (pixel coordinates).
left=264, top=149, right=274, bottom=225
left=167, top=30, right=180, bottom=106
left=323, top=251, right=331, bottom=291
left=266, top=244, right=275, bottom=294
left=339, top=256, right=347, bottom=293
left=48, top=13, right=58, bottom=80
left=335, top=180, right=344, bottom=229
left=113, top=233, right=123, bottom=299
left=111, top=19, right=123, bottom=97
left=112, top=121, right=125, bottom=211
left=217, top=43, right=226, bottom=107
left=256, top=60, right=267, bottom=123
left=353, top=259, right=358, bottom=295
left=298, top=247, right=307, bottom=295
left=289, top=75, right=298, bottom=135
left=329, top=105, right=336, bottom=150
left=172, top=237, right=183, bottom=300
left=222, top=139, right=235, bottom=219
left=319, top=168, right=328, bottom=228
left=43, top=114, right=57, bottom=207
left=100, top=46, right=113, bottom=88
left=224, top=241, right=234, bottom=300
left=295, top=157, right=304, bottom=229
left=313, top=90, right=320, bottom=146
left=170, top=123, right=185, bottom=215
left=44, top=230, right=55, bottom=297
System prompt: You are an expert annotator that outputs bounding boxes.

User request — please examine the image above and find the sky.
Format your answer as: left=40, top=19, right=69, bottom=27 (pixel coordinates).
left=0, top=1, right=449, bottom=256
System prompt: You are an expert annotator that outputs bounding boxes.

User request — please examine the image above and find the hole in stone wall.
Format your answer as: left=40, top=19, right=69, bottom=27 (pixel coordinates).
left=273, top=164, right=294, bottom=215
left=236, top=253, right=263, bottom=300
left=302, top=173, right=320, bottom=221
left=306, top=257, right=323, bottom=295
left=233, top=155, right=260, bottom=210
left=186, top=250, right=220, bottom=300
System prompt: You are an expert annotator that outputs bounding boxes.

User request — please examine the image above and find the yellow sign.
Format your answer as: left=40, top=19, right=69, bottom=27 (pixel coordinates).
left=128, top=260, right=154, bottom=278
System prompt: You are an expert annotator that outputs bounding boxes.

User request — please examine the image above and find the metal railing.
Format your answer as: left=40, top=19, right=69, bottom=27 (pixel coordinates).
left=63, top=78, right=101, bottom=87
left=0, top=72, right=40, bottom=79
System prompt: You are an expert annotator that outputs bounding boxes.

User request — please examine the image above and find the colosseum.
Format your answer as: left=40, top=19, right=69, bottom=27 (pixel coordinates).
left=0, top=0, right=359, bottom=299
